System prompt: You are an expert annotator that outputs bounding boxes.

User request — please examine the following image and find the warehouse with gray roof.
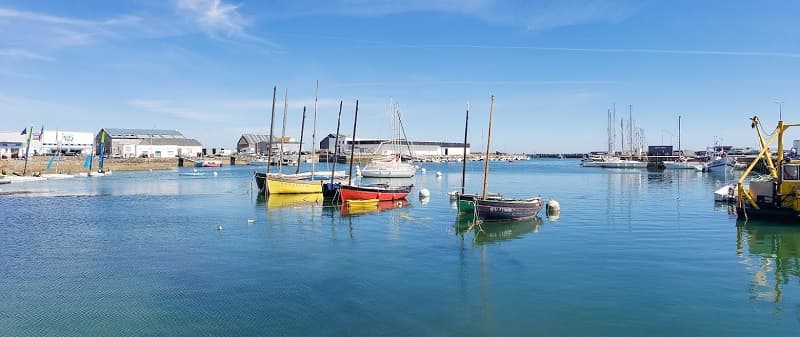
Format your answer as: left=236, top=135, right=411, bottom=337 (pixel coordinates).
left=96, top=128, right=203, bottom=158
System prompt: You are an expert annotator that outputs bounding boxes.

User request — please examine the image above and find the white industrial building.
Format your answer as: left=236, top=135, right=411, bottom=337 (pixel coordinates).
left=0, top=131, right=37, bottom=158
left=97, top=128, right=203, bottom=158
left=39, top=131, right=95, bottom=155
left=319, top=134, right=469, bottom=156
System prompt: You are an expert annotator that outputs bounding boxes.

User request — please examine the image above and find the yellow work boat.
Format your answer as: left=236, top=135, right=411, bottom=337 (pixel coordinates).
left=737, top=115, right=800, bottom=222
left=266, top=176, right=323, bottom=194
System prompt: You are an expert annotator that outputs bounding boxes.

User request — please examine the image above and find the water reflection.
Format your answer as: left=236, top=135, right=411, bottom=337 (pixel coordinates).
left=340, top=199, right=410, bottom=216
left=257, top=193, right=323, bottom=209
left=736, top=220, right=800, bottom=303
left=455, top=215, right=542, bottom=245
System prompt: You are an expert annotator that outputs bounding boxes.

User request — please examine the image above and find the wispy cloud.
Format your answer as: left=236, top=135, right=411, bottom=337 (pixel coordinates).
left=0, top=48, right=54, bottom=61
left=175, top=0, right=260, bottom=41
left=0, top=6, right=149, bottom=55
left=268, top=0, right=638, bottom=31
left=0, top=8, right=97, bottom=25
left=129, top=99, right=225, bottom=122
left=316, top=37, right=800, bottom=59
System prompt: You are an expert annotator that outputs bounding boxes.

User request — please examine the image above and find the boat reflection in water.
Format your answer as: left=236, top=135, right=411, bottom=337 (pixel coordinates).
left=737, top=220, right=800, bottom=303
left=258, top=193, right=323, bottom=209
left=455, top=214, right=543, bottom=245
left=340, top=199, right=410, bottom=216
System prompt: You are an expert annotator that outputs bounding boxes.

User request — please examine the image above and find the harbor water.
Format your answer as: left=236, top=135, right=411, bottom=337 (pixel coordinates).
left=1, top=159, right=799, bottom=336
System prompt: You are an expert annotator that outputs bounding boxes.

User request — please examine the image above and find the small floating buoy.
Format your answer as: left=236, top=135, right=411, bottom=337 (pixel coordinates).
left=149, top=168, right=153, bottom=172
left=421, top=168, right=427, bottom=174
left=435, top=171, right=442, bottom=177
left=213, top=172, right=218, bottom=176
left=217, top=225, right=223, bottom=231
left=546, top=199, right=560, bottom=212
left=419, top=188, right=430, bottom=198
left=247, top=219, right=255, bottom=224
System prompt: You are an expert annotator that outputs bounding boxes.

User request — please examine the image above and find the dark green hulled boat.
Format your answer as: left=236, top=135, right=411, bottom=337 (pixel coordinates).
left=457, top=192, right=502, bottom=213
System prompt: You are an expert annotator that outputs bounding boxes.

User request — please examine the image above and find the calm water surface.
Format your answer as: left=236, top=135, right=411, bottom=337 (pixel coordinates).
left=1, top=160, right=799, bottom=336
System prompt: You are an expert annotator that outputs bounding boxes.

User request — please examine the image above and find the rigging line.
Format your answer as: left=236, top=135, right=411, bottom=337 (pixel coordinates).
left=395, top=102, right=416, bottom=160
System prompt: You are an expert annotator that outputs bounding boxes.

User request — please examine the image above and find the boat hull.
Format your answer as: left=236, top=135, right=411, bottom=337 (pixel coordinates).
left=457, top=194, right=478, bottom=213
left=704, top=157, right=736, bottom=172
left=474, top=198, right=543, bottom=221
left=195, top=161, right=222, bottom=167
left=663, top=161, right=703, bottom=170
left=322, top=182, right=340, bottom=200
left=339, top=184, right=411, bottom=201
left=266, top=176, right=322, bottom=194
left=361, top=160, right=416, bottom=178
left=599, top=160, right=647, bottom=168
left=360, top=168, right=416, bottom=178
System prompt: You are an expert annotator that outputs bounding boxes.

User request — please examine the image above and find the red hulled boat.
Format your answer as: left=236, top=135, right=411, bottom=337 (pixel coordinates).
left=338, top=184, right=412, bottom=201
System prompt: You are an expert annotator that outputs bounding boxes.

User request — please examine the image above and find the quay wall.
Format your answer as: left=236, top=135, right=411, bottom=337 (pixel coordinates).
left=1, top=157, right=180, bottom=175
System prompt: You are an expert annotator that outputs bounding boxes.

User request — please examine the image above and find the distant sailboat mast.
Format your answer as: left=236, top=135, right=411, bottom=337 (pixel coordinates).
left=279, top=89, right=288, bottom=174
left=678, top=115, right=682, bottom=154
left=481, top=96, right=495, bottom=200
left=347, top=100, right=359, bottom=186
left=330, top=101, right=343, bottom=185
left=311, top=80, right=319, bottom=180
left=461, top=102, right=470, bottom=195
left=296, top=107, right=307, bottom=175
left=266, top=86, right=277, bottom=176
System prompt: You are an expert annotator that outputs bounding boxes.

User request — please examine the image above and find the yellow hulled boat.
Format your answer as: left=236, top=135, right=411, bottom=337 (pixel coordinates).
left=266, top=176, right=323, bottom=194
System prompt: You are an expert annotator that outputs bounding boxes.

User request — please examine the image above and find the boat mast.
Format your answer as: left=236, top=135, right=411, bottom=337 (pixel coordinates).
left=330, top=100, right=343, bottom=184
left=279, top=89, right=288, bottom=174
left=620, top=119, right=624, bottom=156
left=296, top=107, right=307, bottom=175
left=461, top=102, right=470, bottom=195
left=481, top=96, right=495, bottom=200
left=629, top=104, right=633, bottom=156
left=607, top=108, right=612, bottom=154
left=266, top=86, right=277, bottom=174
left=311, top=80, right=319, bottom=180
left=347, top=100, right=359, bottom=186
left=678, top=115, right=681, bottom=154
left=612, top=103, right=616, bottom=154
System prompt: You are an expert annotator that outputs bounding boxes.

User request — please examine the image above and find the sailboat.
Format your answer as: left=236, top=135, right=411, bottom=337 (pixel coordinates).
left=360, top=100, right=416, bottom=178
left=452, top=103, right=500, bottom=212
left=473, top=96, right=543, bottom=221
left=323, top=101, right=345, bottom=200
left=258, top=82, right=347, bottom=194
left=339, top=100, right=412, bottom=202
left=40, top=133, right=75, bottom=179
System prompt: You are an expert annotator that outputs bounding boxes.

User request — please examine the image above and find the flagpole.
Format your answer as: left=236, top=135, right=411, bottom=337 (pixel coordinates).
left=22, top=126, right=32, bottom=176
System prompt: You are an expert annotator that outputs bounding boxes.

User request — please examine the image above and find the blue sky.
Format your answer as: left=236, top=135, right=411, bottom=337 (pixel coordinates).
left=2, top=0, right=800, bottom=153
